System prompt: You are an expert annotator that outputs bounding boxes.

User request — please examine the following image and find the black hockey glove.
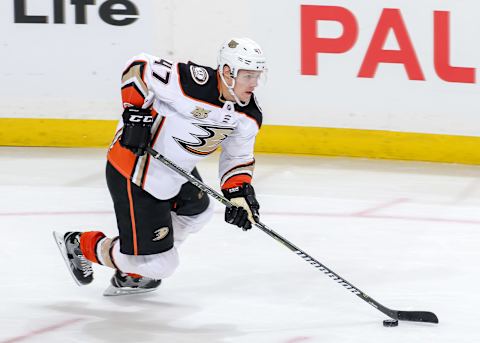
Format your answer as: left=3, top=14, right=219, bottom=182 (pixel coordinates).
left=120, top=107, right=153, bottom=156
left=222, top=183, right=260, bottom=231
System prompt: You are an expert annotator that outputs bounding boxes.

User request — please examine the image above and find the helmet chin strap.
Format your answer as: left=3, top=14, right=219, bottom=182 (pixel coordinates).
left=219, top=70, right=249, bottom=107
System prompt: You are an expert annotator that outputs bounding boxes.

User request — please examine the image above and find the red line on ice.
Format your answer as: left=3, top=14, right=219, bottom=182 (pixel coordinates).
left=285, top=337, right=312, bottom=343
left=0, top=318, right=83, bottom=343
left=264, top=211, right=480, bottom=225
left=352, top=198, right=409, bottom=216
left=0, top=210, right=112, bottom=216
left=1, top=208, right=480, bottom=226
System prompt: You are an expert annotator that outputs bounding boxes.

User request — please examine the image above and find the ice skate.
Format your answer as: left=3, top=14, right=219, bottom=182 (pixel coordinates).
left=53, top=231, right=94, bottom=286
left=103, top=270, right=161, bottom=296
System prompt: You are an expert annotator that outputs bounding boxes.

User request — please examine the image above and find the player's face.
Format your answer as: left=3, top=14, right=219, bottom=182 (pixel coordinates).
left=233, top=70, right=263, bottom=103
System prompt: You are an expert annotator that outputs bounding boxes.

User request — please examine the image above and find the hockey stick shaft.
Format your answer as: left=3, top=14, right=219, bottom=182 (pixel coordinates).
left=146, top=147, right=438, bottom=323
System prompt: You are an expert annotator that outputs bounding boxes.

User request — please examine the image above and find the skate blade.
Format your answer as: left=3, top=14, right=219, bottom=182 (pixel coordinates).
left=52, top=231, right=83, bottom=287
left=103, top=284, right=158, bottom=297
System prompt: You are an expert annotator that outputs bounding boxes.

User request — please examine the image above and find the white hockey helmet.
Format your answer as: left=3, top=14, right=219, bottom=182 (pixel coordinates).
left=217, top=37, right=267, bottom=78
left=217, top=37, right=267, bottom=106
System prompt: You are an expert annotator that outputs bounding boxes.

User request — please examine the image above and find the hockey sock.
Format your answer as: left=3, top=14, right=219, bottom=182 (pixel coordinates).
left=80, top=231, right=106, bottom=264
left=126, top=272, right=143, bottom=278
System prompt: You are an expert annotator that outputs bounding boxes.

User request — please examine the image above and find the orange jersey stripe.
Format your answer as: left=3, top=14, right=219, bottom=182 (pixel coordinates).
left=107, top=142, right=138, bottom=179
left=140, top=154, right=151, bottom=189
left=126, top=179, right=138, bottom=255
left=222, top=174, right=252, bottom=189
left=141, top=115, right=165, bottom=188
left=122, top=84, right=146, bottom=108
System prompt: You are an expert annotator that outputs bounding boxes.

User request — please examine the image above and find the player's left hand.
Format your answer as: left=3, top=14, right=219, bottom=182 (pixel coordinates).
left=222, top=183, right=260, bottom=231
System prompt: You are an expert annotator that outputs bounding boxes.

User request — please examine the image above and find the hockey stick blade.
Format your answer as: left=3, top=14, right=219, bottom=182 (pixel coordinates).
left=146, top=147, right=439, bottom=325
left=396, top=310, right=439, bottom=323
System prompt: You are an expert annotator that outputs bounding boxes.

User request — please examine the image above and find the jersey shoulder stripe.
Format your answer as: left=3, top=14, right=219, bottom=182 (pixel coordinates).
left=177, top=61, right=223, bottom=107
left=235, top=94, right=263, bottom=128
left=177, top=61, right=263, bottom=128
left=121, top=60, right=148, bottom=107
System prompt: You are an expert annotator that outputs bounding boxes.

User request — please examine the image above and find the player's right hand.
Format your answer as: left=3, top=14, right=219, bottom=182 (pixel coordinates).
left=120, top=107, right=153, bottom=156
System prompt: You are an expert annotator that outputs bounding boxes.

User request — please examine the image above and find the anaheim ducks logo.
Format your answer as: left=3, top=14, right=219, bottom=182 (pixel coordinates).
left=174, top=124, right=234, bottom=156
left=153, top=227, right=169, bottom=241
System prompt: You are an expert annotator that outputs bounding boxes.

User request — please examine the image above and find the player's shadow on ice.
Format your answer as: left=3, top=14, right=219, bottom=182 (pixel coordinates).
left=46, top=296, right=243, bottom=343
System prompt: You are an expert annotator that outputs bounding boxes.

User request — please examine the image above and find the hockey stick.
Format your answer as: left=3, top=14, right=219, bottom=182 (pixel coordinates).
left=146, top=146, right=438, bottom=324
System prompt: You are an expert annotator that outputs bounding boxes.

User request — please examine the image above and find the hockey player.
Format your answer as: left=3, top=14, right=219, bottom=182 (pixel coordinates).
left=53, top=37, right=267, bottom=296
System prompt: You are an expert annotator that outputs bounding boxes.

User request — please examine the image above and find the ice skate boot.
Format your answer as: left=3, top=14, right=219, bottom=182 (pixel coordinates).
left=53, top=231, right=93, bottom=286
left=103, top=270, right=161, bottom=296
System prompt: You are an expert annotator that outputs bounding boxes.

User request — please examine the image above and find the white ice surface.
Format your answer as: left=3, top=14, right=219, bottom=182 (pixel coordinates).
left=0, top=147, right=479, bottom=343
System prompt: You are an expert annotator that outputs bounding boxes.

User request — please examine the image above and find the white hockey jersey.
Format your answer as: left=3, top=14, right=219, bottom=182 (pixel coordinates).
left=107, top=53, right=262, bottom=200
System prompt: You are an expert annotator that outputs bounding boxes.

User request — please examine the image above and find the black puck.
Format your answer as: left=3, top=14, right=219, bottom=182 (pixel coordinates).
left=383, top=319, right=399, bottom=327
